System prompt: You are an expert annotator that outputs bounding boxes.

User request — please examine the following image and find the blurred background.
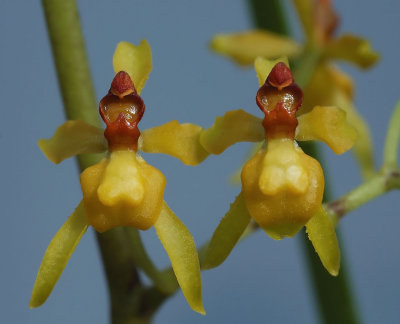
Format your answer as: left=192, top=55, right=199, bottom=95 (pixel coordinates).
left=1, top=0, right=399, bottom=323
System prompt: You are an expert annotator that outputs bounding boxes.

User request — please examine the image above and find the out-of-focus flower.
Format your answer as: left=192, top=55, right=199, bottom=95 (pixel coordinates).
left=202, top=61, right=357, bottom=276
left=30, top=41, right=205, bottom=314
left=210, top=0, right=378, bottom=178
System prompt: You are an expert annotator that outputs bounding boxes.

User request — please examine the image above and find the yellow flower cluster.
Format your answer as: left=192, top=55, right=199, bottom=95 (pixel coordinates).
left=31, top=32, right=360, bottom=313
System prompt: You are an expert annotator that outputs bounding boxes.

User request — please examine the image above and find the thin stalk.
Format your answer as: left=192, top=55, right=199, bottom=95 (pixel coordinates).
left=383, top=101, right=400, bottom=169
left=41, top=0, right=164, bottom=322
left=248, top=1, right=359, bottom=323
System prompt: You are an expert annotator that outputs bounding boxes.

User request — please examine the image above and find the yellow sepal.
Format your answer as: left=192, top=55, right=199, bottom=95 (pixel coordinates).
left=154, top=203, right=205, bottom=315
left=140, top=121, right=209, bottom=166
left=324, top=34, right=380, bottom=69
left=302, top=64, right=353, bottom=115
left=30, top=202, right=88, bottom=308
left=113, top=40, right=152, bottom=94
left=254, top=56, right=290, bottom=86
left=38, top=120, right=107, bottom=164
left=199, top=109, right=264, bottom=155
left=336, top=93, right=375, bottom=178
left=241, top=139, right=324, bottom=240
left=296, top=106, right=358, bottom=154
left=292, top=0, right=314, bottom=41
left=80, top=151, right=165, bottom=232
left=210, top=30, right=300, bottom=66
left=202, top=193, right=251, bottom=270
left=306, top=206, right=340, bottom=276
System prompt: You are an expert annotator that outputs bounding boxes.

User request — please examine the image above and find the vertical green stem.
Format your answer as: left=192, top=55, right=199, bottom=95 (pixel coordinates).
left=383, top=100, right=400, bottom=169
left=41, top=1, right=164, bottom=322
left=248, top=1, right=359, bottom=323
left=248, top=0, right=290, bottom=34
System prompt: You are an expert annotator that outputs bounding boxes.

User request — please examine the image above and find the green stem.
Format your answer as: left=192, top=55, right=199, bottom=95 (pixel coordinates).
left=247, top=1, right=359, bottom=323
left=124, top=228, right=177, bottom=294
left=327, top=170, right=400, bottom=221
left=248, top=0, right=290, bottom=34
left=383, top=101, right=400, bottom=169
left=41, top=0, right=162, bottom=322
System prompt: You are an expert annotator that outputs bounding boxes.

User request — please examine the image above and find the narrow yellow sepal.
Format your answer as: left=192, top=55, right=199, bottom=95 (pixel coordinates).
left=30, top=202, right=88, bottom=308
left=38, top=120, right=107, bottom=164
left=241, top=140, right=324, bottom=240
left=80, top=151, right=166, bottom=232
left=296, top=106, right=358, bottom=154
left=292, top=0, right=314, bottom=41
left=210, top=30, right=300, bottom=66
left=302, top=64, right=374, bottom=177
left=154, top=203, right=205, bottom=315
left=140, top=121, right=209, bottom=166
left=306, top=206, right=341, bottom=276
left=324, top=34, right=380, bottom=69
left=202, top=193, right=251, bottom=270
left=113, top=40, right=152, bottom=94
left=254, top=56, right=290, bottom=86
left=199, top=109, right=264, bottom=155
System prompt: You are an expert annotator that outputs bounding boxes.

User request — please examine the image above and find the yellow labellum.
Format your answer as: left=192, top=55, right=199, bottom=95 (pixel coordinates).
left=241, top=139, right=324, bottom=240
left=80, top=151, right=165, bottom=232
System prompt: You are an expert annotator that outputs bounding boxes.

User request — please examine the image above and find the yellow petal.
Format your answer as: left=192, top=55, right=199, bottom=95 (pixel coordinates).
left=296, top=106, right=358, bottom=154
left=38, top=120, right=107, bottom=164
left=306, top=206, right=340, bottom=276
left=254, top=57, right=290, bottom=86
left=30, top=202, right=88, bottom=308
left=324, top=34, right=380, bottom=69
left=81, top=152, right=166, bottom=232
left=140, top=121, right=209, bottom=166
left=200, top=109, right=264, bottom=155
left=201, top=193, right=251, bottom=270
left=210, top=30, right=300, bottom=66
left=113, top=40, right=152, bottom=94
left=154, top=203, right=205, bottom=315
left=292, top=0, right=314, bottom=41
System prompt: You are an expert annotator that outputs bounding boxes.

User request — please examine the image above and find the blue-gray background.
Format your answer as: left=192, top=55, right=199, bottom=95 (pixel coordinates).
left=1, top=0, right=399, bottom=323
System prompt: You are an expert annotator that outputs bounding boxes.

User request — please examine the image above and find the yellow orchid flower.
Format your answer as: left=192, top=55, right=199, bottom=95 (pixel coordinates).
left=210, top=0, right=378, bottom=178
left=30, top=41, right=205, bottom=315
left=202, top=62, right=357, bottom=276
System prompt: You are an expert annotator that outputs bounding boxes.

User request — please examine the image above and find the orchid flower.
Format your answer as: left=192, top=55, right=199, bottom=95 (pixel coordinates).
left=30, top=40, right=205, bottom=314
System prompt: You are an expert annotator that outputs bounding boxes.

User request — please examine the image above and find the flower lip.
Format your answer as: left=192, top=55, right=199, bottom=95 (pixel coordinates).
left=99, top=71, right=145, bottom=151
